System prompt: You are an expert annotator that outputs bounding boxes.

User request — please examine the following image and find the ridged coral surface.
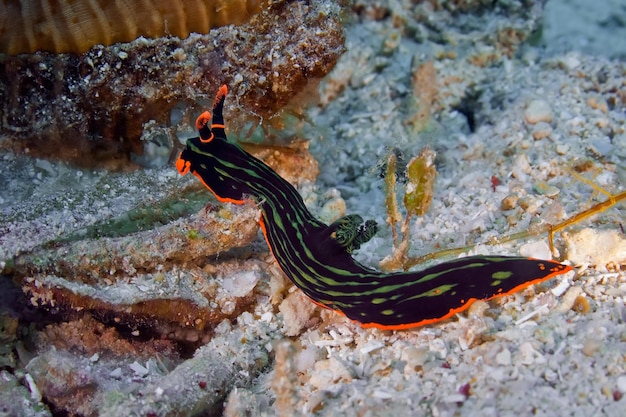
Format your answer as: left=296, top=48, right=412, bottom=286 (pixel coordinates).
left=0, top=0, right=263, bottom=54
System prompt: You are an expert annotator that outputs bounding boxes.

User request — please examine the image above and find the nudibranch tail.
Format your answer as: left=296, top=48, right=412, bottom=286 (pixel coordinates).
left=176, top=86, right=574, bottom=331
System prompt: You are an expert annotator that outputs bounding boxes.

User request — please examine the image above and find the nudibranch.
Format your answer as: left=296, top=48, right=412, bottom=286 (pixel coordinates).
left=176, top=85, right=573, bottom=330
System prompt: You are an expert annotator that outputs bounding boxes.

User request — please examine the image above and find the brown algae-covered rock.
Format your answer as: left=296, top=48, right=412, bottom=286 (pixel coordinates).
left=0, top=0, right=345, bottom=167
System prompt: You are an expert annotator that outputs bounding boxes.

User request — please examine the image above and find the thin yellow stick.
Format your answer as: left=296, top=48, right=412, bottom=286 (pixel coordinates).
left=405, top=191, right=624, bottom=267
left=565, top=166, right=613, bottom=198
left=548, top=190, right=625, bottom=255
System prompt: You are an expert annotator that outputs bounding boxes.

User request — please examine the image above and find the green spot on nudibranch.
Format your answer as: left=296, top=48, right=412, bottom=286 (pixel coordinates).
left=372, top=298, right=387, bottom=305
left=491, top=270, right=514, bottom=286
left=382, top=309, right=395, bottom=316
left=492, top=271, right=513, bottom=280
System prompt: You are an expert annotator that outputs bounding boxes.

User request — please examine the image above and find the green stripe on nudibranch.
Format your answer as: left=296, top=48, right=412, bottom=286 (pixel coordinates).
left=176, top=85, right=573, bottom=330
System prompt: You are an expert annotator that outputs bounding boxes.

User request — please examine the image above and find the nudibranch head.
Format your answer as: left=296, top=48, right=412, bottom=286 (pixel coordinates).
left=175, top=156, right=191, bottom=176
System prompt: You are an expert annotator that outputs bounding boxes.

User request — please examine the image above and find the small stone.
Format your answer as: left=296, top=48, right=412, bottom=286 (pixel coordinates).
left=519, top=241, right=552, bottom=260
left=517, top=196, right=542, bottom=214
left=129, top=361, right=149, bottom=377
left=559, top=53, right=581, bottom=70
left=495, top=348, right=511, bottom=366
left=223, top=270, right=260, bottom=298
left=524, top=99, right=553, bottom=124
left=318, top=195, right=347, bottom=224
left=279, top=291, right=318, bottom=336
left=109, top=368, right=123, bottom=379
left=467, top=299, right=489, bottom=318
left=403, top=347, right=431, bottom=371
left=550, top=279, right=570, bottom=297
left=616, top=375, right=626, bottom=394
left=564, top=229, right=626, bottom=271
left=532, top=122, right=552, bottom=140
left=555, top=144, right=569, bottom=155
left=544, top=368, right=558, bottom=382
left=601, top=384, right=613, bottom=399
left=582, top=338, right=602, bottom=357
left=555, top=286, right=582, bottom=314
left=588, top=138, right=613, bottom=156
left=185, top=330, right=200, bottom=343
left=501, top=195, right=518, bottom=211
left=587, top=96, right=608, bottom=113
left=518, top=341, right=545, bottom=365
left=512, top=153, right=532, bottom=179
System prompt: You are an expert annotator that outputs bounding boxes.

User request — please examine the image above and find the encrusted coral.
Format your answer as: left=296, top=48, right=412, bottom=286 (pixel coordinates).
left=0, top=0, right=345, bottom=167
left=26, top=323, right=273, bottom=417
left=9, top=201, right=264, bottom=339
